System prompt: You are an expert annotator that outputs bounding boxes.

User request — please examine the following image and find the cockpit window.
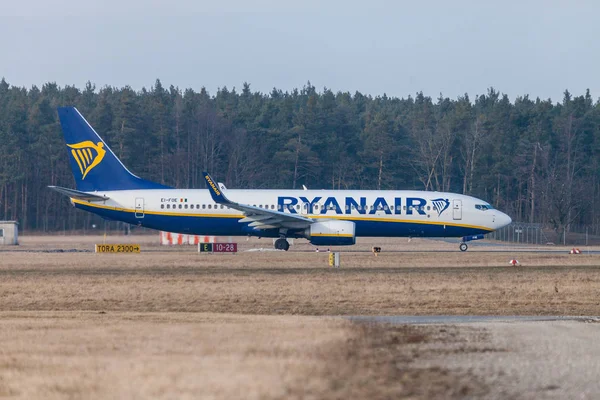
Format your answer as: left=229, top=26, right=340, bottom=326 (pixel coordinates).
left=475, top=204, right=494, bottom=211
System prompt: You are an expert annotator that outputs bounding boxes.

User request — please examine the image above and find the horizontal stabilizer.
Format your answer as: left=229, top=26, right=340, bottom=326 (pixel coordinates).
left=48, top=186, right=109, bottom=202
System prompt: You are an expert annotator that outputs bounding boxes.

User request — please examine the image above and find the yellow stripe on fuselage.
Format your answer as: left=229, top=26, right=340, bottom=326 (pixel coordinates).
left=71, top=199, right=493, bottom=232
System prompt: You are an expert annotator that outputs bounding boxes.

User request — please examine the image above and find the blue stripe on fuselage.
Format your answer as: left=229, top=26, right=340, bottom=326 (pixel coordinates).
left=75, top=202, right=491, bottom=238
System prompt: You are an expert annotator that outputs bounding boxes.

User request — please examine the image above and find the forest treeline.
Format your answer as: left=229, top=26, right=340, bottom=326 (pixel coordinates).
left=1, top=78, right=600, bottom=233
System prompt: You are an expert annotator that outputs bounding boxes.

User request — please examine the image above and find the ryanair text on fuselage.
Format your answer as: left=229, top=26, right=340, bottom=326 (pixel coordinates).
left=278, top=196, right=450, bottom=216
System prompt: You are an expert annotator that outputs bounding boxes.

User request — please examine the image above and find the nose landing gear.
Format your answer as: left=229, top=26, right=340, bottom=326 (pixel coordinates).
left=460, top=234, right=485, bottom=251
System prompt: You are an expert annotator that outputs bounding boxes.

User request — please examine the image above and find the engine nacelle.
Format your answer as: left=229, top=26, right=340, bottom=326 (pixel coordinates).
left=305, top=220, right=356, bottom=246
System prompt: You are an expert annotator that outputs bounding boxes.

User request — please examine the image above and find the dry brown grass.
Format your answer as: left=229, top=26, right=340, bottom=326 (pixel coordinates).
left=0, top=312, right=350, bottom=399
left=1, top=237, right=600, bottom=315
left=0, top=235, right=597, bottom=399
left=0, top=312, right=487, bottom=400
left=15, top=233, right=600, bottom=253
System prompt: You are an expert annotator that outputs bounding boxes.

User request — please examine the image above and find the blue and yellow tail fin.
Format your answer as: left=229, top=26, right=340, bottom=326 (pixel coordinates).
left=58, top=107, right=170, bottom=191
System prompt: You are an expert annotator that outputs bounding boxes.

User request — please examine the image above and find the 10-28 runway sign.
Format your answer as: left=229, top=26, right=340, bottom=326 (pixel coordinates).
left=198, top=243, right=237, bottom=253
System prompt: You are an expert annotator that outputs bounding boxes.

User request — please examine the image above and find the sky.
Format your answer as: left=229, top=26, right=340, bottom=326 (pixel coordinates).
left=1, top=0, right=599, bottom=101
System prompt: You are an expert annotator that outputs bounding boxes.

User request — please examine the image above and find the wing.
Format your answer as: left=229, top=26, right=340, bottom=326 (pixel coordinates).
left=203, top=172, right=313, bottom=230
left=48, top=186, right=109, bottom=202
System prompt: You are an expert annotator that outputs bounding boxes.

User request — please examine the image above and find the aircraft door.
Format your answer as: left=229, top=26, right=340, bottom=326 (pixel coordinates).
left=135, top=198, right=144, bottom=218
left=452, top=199, right=462, bottom=220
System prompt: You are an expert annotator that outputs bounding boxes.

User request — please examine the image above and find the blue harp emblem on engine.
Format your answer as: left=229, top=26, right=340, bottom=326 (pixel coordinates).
left=67, top=141, right=106, bottom=179
left=431, top=198, right=450, bottom=216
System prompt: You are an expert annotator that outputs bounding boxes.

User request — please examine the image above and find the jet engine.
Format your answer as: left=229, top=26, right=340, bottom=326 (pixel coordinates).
left=305, top=220, right=356, bottom=246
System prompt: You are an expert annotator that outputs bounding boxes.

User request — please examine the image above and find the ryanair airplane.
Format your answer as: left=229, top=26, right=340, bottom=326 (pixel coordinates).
left=50, top=107, right=512, bottom=251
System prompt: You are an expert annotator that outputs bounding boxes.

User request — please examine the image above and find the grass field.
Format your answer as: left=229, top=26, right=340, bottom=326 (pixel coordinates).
left=0, top=312, right=492, bottom=399
left=1, top=235, right=599, bottom=399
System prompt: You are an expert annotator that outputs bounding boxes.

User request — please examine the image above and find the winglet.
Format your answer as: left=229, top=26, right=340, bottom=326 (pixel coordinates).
left=203, top=172, right=231, bottom=204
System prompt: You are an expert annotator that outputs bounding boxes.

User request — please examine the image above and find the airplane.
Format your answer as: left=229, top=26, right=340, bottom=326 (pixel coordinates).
left=49, top=107, right=512, bottom=251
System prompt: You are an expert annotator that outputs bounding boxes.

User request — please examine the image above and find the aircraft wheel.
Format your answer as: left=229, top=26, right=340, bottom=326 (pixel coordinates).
left=459, top=242, right=468, bottom=252
left=274, top=238, right=290, bottom=251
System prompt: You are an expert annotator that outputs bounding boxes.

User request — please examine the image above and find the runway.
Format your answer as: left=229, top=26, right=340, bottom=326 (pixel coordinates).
left=347, top=315, right=600, bottom=399
left=2, top=246, right=599, bottom=254
left=349, top=315, right=600, bottom=324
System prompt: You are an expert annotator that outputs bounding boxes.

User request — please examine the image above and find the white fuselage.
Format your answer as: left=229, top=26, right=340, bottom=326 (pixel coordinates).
left=72, top=188, right=512, bottom=239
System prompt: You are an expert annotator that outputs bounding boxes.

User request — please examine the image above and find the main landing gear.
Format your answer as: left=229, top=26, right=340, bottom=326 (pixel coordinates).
left=459, top=242, right=468, bottom=252
left=274, top=238, right=290, bottom=251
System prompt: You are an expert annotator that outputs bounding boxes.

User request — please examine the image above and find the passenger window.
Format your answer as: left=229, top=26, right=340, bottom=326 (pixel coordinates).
left=220, top=205, right=224, bottom=209
left=390, top=206, right=394, bottom=210
left=166, top=204, right=170, bottom=209
left=161, top=204, right=164, bottom=209
left=295, top=204, right=300, bottom=209
left=208, top=205, right=212, bottom=209
left=179, top=204, right=182, bottom=209
left=202, top=204, right=206, bottom=209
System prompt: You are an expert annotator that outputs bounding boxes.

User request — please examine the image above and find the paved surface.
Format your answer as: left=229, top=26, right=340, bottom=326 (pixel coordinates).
left=3, top=247, right=599, bottom=254
left=349, top=315, right=600, bottom=324
left=354, top=316, right=600, bottom=399
left=450, top=321, right=600, bottom=399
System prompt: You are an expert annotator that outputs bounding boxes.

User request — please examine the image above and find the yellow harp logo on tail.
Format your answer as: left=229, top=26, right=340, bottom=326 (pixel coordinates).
left=67, top=141, right=106, bottom=179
